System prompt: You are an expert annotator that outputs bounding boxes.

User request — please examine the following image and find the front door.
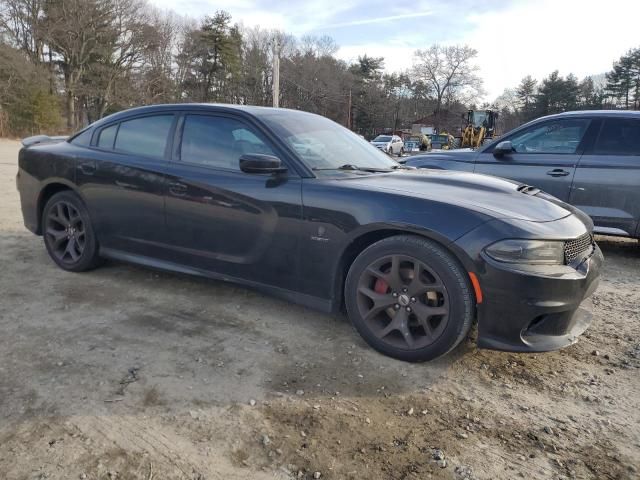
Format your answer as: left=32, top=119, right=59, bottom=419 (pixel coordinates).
left=164, top=112, right=303, bottom=291
left=474, top=117, right=592, bottom=201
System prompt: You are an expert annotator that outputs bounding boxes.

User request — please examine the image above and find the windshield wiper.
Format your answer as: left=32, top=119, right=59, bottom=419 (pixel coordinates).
left=313, top=164, right=393, bottom=173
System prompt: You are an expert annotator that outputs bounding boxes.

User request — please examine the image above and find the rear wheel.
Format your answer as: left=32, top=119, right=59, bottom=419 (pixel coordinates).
left=345, top=235, right=474, bottom=362
left=42, top=191, right=102, bottom=272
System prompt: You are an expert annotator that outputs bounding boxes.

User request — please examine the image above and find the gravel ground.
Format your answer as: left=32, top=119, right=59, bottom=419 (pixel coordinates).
left=0, top=139, right=638, bottom=480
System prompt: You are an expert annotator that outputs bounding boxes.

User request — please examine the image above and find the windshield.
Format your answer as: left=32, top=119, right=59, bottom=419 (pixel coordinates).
left=373, top=135, right=391, bottom=142
left=260, top=112, right=398, bottom=171
left=471, top=111, right=490, bottom=128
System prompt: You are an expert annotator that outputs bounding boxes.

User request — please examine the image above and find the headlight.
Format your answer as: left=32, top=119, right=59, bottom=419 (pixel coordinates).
left=485, top=239, right=564, bottom=265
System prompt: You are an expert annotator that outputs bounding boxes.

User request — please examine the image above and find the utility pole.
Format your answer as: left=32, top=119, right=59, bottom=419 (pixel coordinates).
left=272, top=37, right=280, bottom=108
left=347, top=89, right=352, bottom=129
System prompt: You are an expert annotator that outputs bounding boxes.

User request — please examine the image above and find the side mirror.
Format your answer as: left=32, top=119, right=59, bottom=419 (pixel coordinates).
left=239, top=154, right=287, bottom=174
left=493, top=141, right=513, bottom=157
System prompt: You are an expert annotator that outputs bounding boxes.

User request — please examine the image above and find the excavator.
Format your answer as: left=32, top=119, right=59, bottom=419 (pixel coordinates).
left=460, top=110, right=498, bottom=148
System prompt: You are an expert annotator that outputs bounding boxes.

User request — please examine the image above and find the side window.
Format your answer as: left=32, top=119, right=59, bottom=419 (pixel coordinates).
left=508, top=119, right=590, bottom=154
left=593, top=118, right=640, bottom=156
left=114, top=115, right=174, bottom=159
left=180, top=115, right=275, bottom=170
left=97, top=124, right=118, bottom=150
left=70, top=128, right=93, bottom=147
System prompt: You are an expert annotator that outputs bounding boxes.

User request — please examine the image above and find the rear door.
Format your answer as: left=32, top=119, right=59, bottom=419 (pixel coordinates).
left=474, top=117, right=593, bottom=201
left=570, top=116, right=640, bottom=237
left=77, top=113, right=176, bottom=256
left=163, top=111, right=303, bottom=291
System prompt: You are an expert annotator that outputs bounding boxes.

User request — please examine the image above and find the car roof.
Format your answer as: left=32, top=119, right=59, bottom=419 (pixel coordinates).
left=89, top=103, right=320, bottom=129
left=535, top=110, right=640, bottom=121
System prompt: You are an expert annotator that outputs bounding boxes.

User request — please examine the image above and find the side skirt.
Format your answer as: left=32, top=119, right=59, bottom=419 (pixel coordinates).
left=99, top=247, right=334, bottom=313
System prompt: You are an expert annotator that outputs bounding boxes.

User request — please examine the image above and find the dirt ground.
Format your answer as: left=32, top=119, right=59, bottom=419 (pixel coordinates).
left=0, top=138, right=638, bottom=480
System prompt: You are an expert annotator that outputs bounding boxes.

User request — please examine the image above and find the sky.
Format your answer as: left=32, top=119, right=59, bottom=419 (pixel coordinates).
left=150, top=0, right=640, bottom=100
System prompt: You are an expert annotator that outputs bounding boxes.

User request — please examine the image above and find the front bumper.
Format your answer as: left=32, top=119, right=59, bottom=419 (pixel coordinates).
left=475, top=244, right=603, bottom=352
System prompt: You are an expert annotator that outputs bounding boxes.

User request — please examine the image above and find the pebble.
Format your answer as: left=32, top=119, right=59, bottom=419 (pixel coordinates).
left=457, top=432, right=469, bottom=439
left=79, top=475, right=87, bottom=480
left=432, top=449, right=445, bottom=461
left=407, top=407, right=414, bottom=416
left=592, top=350, right=600, bottom=356
left=262, top=435, right=271, bottom=446
left=249, top=399, right=256, bottom=406
left=365, top=417, right=371, bottom=424
left=313, top=472, right=322, bottom=479
left=296, top=390, right=305, bottom=396
left=544, top=426, right=554, bottom=435
left=438, top=459, right=447, bottom=468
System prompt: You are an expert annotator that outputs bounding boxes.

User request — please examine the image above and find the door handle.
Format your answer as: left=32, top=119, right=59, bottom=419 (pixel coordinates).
left=168, top=182, right=187, bottom=196
left=78, top=161, right=96, bottom=175
left=546, top=169, right=570, bottom=177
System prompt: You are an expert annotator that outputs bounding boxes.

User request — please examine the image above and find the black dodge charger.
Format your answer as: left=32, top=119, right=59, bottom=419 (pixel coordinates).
left=16, top=104, right=602, bottom=362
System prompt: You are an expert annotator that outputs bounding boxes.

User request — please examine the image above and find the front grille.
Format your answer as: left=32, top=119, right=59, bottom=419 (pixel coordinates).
left=564, top=233, right=594, bottom=264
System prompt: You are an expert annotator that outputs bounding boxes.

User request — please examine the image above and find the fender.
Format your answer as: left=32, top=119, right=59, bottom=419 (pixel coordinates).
left=329, top=221, right=481, bottom=312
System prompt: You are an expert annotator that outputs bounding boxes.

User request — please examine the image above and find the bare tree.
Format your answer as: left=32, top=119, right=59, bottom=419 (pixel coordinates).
left=44, top=0, right=115, bottom=129
left=80, top=0, right=149, bottom=121
left=0, top=0, right=45, bottom=63
left=411, top=45, right=483, bottom=118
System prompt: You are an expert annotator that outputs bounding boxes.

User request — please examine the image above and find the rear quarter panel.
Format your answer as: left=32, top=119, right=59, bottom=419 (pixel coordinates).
left=18, top=142, right=79, bottom=233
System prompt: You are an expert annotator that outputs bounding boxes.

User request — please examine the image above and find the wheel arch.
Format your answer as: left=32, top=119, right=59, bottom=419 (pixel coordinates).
left=36, top=180, right=83, bottom=235
left=333, top=225, right=477, bottom=312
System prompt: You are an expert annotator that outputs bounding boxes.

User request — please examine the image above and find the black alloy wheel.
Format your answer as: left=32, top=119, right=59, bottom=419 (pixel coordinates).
left=42, top=191, right=102, bottom=272
left=345, top=235, right=474, bottom=362
left=356, top=254, right=449, bottom=350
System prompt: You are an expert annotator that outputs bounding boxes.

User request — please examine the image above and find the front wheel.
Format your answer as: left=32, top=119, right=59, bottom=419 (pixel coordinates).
left=398, top=147, right=404, bottom=157
left=42, top=190, right=102, bottom=272
left=345, top=235, right=474, bottom=362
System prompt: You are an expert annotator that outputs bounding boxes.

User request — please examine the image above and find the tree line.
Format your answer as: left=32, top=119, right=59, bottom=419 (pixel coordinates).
left=490, top=47, right=640, bottom=132
left=0, top=0, right=485, bottom=136
left=0, top=0, right=638, bottom=138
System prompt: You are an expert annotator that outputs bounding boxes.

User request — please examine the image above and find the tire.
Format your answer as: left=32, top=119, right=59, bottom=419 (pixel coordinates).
left=345, top=235, right=474, bottom=362
left=42, top=190, right=102, bottom=272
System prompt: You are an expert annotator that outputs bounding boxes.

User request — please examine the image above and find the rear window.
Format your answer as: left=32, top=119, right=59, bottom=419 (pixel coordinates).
left=593, top=118, right=640, bottom=156
left=114, top=115, right=174, bottom=159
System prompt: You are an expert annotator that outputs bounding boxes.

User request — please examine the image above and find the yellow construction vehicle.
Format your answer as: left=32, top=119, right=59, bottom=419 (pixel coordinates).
left=460, top=110, right=498, bottom=148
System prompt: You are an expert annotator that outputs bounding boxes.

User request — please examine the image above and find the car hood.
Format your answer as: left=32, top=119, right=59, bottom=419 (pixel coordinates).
left=343, top=169, right=574, bottom=222
left=371, top=141, right=390, bottom=146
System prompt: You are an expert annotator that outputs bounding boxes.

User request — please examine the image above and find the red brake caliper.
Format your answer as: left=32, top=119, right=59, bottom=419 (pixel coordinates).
left=374, top=278, right=389, bottom=294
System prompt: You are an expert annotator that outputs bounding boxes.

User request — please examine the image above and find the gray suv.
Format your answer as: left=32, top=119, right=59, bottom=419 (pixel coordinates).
left=406, top=111, right=640, bottom=239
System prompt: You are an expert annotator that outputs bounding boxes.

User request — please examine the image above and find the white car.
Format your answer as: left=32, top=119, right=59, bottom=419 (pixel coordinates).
left=370, top=135, right=404, bottom=156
